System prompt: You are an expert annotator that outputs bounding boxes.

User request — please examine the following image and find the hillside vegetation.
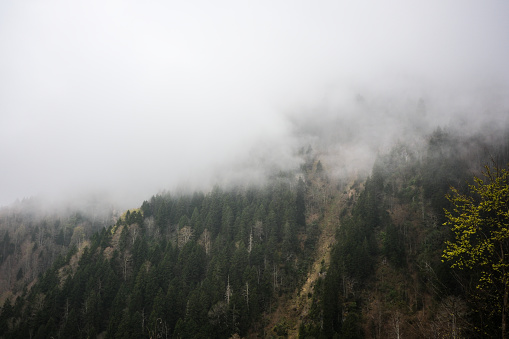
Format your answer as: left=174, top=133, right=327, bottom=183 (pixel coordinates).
left=0, top=169, right=311, bottom=338
left=1, top=127, right=509, bottom=338
left=299, top=128, right=509, bottom=338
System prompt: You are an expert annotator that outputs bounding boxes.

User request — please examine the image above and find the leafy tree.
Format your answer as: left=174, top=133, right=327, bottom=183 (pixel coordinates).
left=443, top=162, right=509, bottom=338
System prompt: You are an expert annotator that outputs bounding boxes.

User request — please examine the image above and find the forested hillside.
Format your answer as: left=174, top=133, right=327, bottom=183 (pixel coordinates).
left=300, top=127, right=509, bottom=338
left=0, top=200, right=117, bottom=303
left=0, top=168, right=312, bottom=338
left=1, top=127, right=509, bottom=338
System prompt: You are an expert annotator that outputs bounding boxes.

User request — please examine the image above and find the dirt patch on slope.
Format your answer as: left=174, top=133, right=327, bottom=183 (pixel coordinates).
left=262, top=171, right=360, bottom=338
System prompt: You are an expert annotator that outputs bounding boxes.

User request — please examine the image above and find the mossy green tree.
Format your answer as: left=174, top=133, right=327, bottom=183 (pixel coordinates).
left=443, top=162, right=509, bottom=338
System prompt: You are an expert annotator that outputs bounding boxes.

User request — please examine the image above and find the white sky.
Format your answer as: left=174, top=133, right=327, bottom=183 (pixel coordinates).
left=1, top=1, right=509, bottom=207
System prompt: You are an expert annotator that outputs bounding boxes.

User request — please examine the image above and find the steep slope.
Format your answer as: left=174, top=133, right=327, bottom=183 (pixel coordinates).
left=298, top=128, right=509, bottom=338
left=1, top=127, right=509, bottom=338
left=266, top=164, right=361, bottom=338
left=0, top=204, right=116, bottom=306
left=0, top=174, right=316, bottom=338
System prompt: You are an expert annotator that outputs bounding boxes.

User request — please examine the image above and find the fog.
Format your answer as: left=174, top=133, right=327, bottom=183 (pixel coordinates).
left=1, top=1, right=508, bottom=208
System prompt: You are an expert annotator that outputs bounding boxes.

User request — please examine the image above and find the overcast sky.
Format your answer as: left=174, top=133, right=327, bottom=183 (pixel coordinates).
left=1, top=1, right=508, bottom=208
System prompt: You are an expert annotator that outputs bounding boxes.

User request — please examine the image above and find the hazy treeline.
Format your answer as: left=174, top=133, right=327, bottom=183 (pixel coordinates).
left=300, top=126, right=509, bottom=338
left=0, top=172, right=312, bottom=338
left=1, top=125, right=509, bottom=338
left=0, top=200, right=117, bottom=301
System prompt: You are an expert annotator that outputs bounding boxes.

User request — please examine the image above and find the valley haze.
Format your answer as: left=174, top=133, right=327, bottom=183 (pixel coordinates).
left=1, top=0, right=508, bottom=209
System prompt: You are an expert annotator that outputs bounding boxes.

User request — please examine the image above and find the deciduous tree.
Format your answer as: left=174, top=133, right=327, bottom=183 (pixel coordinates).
left=443, top=162, right=509, bottom=338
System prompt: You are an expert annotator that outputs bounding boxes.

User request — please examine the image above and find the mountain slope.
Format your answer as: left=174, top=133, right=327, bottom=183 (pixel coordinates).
left=1, top=126, right=509, bottom=338
left=0, top=172, right=314, bottom=338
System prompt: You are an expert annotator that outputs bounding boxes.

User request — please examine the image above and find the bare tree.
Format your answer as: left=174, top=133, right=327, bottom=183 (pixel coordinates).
left=144, top=216, right=157, bottom=237
left=13, top=224, right=26, bottom=254
left=242, top=281, right=250, bottom=311
left=253, top=221, right=263, bottom=241
left=208, top=301, right=228, bottom=328
left=248, top=228, right=253, bottom=255
left=199, top=228, right=211, bottom=255
left=122, top=251, right=132, bottom=281
left=22, top=241, right=33, bottom=281
left=225, top=275, right=232, bottom=306
left=36, top=227, right=45, bottom=247
left=433, top=296, right=469, bottom=338
left=130, top=223, right=140, bottom=245
left=178, top=226, right=194, bottom=249
left=148, top=318, right=170, bottom=339
left=273, top=264, right=279, bottom=293
left=392, top=310, right=401, bottom=339
left=70, top=225, right=85, bottom=249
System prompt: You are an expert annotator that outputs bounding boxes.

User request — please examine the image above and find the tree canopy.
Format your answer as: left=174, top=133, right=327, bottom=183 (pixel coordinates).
left=443, top=162, right=509, bottom=338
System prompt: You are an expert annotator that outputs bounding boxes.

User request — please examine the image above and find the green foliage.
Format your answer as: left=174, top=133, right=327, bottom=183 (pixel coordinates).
left=302, top=129, right=502, bottom=338
left=443, top=163, right=509, bottom=273
left=0, top=231, right=15, bottom=264
left=308, top=169, right=387, bottom=338
left=443, top=162, right=509, bottom=336
left=0, top=175, right=310, bottom=338
left=422, top=128, right=471, bottom=222
left=341, top=311, right=363, bottom=339
left=382, top=223, right=406, bottom=267
left=273, top=318, right=290, bottom=336
left=5, top=128, right=503, bottom=338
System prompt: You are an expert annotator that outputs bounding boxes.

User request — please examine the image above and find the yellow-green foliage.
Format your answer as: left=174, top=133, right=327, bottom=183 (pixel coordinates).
left=443, top=163, right=509, bottom=291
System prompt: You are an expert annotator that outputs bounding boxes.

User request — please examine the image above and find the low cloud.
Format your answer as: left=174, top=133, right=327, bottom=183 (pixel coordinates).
left=0, top=1, right=508, bottom=208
